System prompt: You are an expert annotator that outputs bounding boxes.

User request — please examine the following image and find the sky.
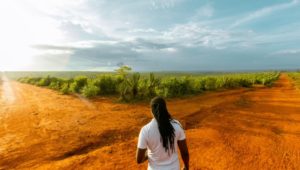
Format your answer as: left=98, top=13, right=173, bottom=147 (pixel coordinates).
left=0, top=0, right=300, bottom=71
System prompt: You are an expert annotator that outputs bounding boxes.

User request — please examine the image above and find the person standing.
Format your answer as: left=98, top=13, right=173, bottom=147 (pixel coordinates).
left=136, top=96, right=189, bottom=170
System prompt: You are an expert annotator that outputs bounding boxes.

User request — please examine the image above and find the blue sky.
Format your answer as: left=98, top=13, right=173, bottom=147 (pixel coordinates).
left=1, top=0, right=300, bottom=71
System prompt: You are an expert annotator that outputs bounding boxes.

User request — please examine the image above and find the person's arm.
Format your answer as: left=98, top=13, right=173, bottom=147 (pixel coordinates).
left=178, top=139, right=189, bottom=170
left=136, top=126, right=148, bottom=164
left=136, top=148, right=148, bottom=164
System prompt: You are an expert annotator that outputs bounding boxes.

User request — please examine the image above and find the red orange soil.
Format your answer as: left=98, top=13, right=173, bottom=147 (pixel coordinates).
left=1, top=74, right=300, bottom=169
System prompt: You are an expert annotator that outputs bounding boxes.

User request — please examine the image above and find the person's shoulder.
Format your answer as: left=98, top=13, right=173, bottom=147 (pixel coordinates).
left=141, top=119, right=155, bottom=131
left=171, top=119, right=184, bottom=129
left=171, top=119, right=180, bottom=124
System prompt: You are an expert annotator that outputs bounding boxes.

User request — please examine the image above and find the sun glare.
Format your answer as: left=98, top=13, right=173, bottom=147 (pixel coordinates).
left=0, top=0, right=65, bottom=71
left=0, top=73, right=15, bottom=103
left=0, top=39, right=34, bottom=71
left=0, top=1, right=33, bottom=71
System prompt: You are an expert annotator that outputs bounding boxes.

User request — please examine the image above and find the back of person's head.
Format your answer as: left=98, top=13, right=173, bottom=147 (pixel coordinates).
left=150, top=96, right=168, bottom=118
left=150, top=96, right=175, bottom=154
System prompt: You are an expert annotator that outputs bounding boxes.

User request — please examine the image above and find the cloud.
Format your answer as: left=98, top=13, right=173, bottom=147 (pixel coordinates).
left=161, top=23, right=231, bottom=49
left=150, top=0, right=183, bottom=9
left=160, top=47, right=177, bottom=53
left=4, top=0, right=300, bottom=71
left=230, top=0, right=299, bottom=28
left=192, top=3, right=214, bottom=19
left=271, top=49, right=300, bottom=56
left=32, top=44, right=76, bottom=51
left=129, top=28, right=158, bottom=34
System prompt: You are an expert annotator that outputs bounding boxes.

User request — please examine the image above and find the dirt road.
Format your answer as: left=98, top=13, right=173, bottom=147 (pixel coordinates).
left=1, top=74, right=300, bottom=169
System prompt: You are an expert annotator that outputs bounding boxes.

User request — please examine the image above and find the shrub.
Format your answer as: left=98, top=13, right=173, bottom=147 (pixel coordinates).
left=193, top=78, right=206, bottom=92
left=238, top=79, right=252, bottom=87
left=221, top=77, right=235, bottom=88
left=157, top=77, right=192, bottom=97
left=181, top=76, right=194, bottom=94
left=128, top=73, right=141, bottom=99
left=81, top=84, right=100, bottom=98
left=69, top=76, right=87, bottom=93
left=138, top=79, right=149, bottom=98
left=49, top=80, right=62, bottom=90
left=37, top=76, right=51, bottom=86
left=138, top=73, right=160, bottom=99
left=148, top=73, right=160, bottom=97
left=27, top=77, right=42, bottom=85
left=60, top=83, right=70, bottom=94
left=204, top=77, right=217, bottom=90
left=117, top=79, right=129, bottom=101
left=93, top=76, right=118, bottom=95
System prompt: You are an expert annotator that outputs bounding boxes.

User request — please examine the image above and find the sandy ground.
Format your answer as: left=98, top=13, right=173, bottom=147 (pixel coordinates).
left=1, top=74, right=300, bottom=169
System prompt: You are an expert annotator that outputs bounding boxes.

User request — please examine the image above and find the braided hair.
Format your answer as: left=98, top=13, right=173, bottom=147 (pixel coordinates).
left=150, top=96, right=175, bottom=154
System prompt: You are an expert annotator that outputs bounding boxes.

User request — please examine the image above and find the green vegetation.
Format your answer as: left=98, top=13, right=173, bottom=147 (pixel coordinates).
left=81, top=83, right=100, bottom=98
left=69, top=76, right=88, bottom=93
left=16, top=67, right=280, bottom=101
left=5, top=71, right=110, bottom=79
left=288, top=72, right=300, bottom=88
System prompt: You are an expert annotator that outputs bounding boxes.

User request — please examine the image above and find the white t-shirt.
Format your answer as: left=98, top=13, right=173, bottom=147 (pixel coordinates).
left=137, top=119, right=186, bottom=170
